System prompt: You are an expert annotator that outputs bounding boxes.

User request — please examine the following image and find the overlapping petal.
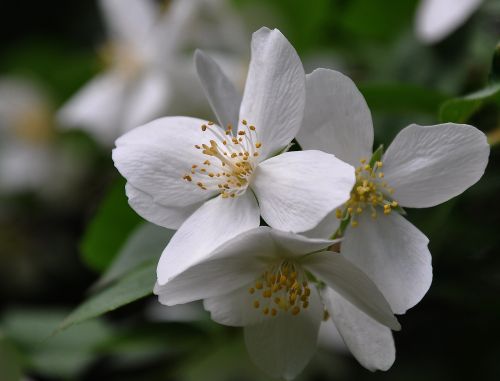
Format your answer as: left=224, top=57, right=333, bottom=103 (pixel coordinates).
left=194, top=49, right=241, bottom=131
left=297, top=68, right=374, bottom=167
left=156, top=192, right=260, bottom=285
left=244, top=286, right=323, bottom=380
left=303, top=252, right=401, bottom=331
left=382, top=123, right=489, bottom=208
left=321, top=287, right=395, bottom=371
left=120, top=71, right=171, bottom=134
left=125, top=184, right=201, bottom=229
left=203, top=285, right=265, bottom=327
left=113, top=116, right=220, bottom=209
left=252, top=150, right=355, bottom=232
left=342, top=212, right=432, bottom=314
left=57, top=70, right=129, bottom=145
left=239, top=27, right=305, bottom=159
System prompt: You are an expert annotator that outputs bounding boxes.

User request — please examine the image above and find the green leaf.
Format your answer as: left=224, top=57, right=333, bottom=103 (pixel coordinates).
left=339, top=0, right=418, bottom=41
left=95, top=222, right=173, bottom=289
left=1, top=309, right=113, bottom=379
left=359, top=83, right=448, bottom=115
left=439, top=84, right=500, bottom=123
left=81, top=179, right=142, bottom=272
left=488, top=42, right=500, bottom=84
left=0, top=336, right=22, bottom=381
left=56, top=262, right=156, bottom=333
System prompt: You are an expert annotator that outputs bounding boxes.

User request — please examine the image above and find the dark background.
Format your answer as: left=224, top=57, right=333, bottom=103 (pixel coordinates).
left=1, top=0, right=499, bottom=380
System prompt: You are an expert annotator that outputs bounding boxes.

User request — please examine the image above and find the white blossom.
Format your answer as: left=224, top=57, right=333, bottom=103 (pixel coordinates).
left=296, top=67, right=489, bottom=369
left=0, top=77, right=56, bottom=194
left=113, top=28, right=355, bottom=287
left=154, top=227, right=401, bottom=379
left=57, top=0, right=247, bottom=145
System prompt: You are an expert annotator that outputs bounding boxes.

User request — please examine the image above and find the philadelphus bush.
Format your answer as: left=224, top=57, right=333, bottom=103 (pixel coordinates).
left=113, top=26, right=489, bottom=379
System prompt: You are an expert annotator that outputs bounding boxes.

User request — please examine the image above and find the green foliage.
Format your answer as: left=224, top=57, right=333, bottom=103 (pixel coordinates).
left=0, top=41, right=99, bottom=104
left=0, top=336, right=22, bottom=381
left=80, top=179, right=142, bottom=272
left=95, top=223, right=173, bottom=289
left=1, top=309, right=113, bottom=379
left=57, top=262, right=156, bottom=333
left=339, top=0, right=418, bottom=41
left=59, top=221, right=173, bottom=335
left=439, top=84, right=500, bottom=123
left=360, top=82, right=448, bottom=115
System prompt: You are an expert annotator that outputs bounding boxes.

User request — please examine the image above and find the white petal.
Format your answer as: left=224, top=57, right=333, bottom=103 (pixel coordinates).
left=57, top=70, right=128, bottom=145
left=268, top=229, right=335, bottom=257
left=155, top=227, right=283, bottom=305
left=416, top=0, right=483, bottom=44
left=321, top=287, right=395, bottom=371
left=244, top=286, right=323, bottom=380
left=303, top=252, right=401, bottom=331
left=194, top=50, right=241, bottom=131
left=203, top=285, right=265, bottom=327
left=99, top=0, right=157, bottom=48
left=125, top=183, right=201, bottom=229
left=382, top=123, right=489, bottom=208
left=342, top=212, right=432, bottom=314
left=297, top=68, right=373, bottom=167
left=252, top=150, right=355, bottom=233
left=302, top=209, right=340, bottom=240
left=238, top=28, right=305, bottom=159
left=156, top=192, right=260, bottom=285
left=120, top=71, right=171, bottom=134
left=113, top=116, right=220, bottom=208
left=317, top=319, right=348, bottom=353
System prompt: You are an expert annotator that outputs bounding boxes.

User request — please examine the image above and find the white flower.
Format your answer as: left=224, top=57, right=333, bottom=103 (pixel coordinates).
left=154, top=227, right=401, bottom=380
left=0, top=77, right=90, bottom=198
left=57, top=0, right=247, bottom=145
left=297, top=68, right=489, bottom=369
left=415, top=0, right=483, bottom=44
left=113, top=28, right=355, bottom=286
left=0, top=77, right=55, bottom=194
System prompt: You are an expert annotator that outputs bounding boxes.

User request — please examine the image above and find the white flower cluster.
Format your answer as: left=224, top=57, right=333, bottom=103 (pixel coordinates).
left=113, top=27, right=489, bottom=379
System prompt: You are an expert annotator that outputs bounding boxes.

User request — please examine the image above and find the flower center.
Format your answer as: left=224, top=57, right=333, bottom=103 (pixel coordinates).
left=183, top=120, right=262, bottom=198
left=248, top=260, right=311, bottom=317
left=336, top=158, right=399, bottom=227
left=13, top=104, right=53, bottom=144
left=99, top=42, right=144, bottom=78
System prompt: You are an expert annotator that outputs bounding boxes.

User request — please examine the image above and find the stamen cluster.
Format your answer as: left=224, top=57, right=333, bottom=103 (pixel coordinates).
left=182, top=120, right=262, bottom=198
left=248, top=261, right=311, bottom=317
left=336, top=159, right=399, bottom=227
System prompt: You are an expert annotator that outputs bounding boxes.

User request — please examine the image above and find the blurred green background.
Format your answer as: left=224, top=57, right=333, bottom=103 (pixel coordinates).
left=0, top=0, right=499, bottom=380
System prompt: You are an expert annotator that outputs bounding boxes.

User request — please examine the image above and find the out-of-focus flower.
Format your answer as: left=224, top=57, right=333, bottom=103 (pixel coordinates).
left=415, top=0, right=484, bottom=44
left=0, top=77, right=56, bottom=194
left=58, top=0, right=248, bottom=145
left=297, top=68, right=489, bottom=367
left=0, top=77, right=89, bottom=199
left=154, top=227, right=400, bottom=380
left=113, top=28, right=355, bottom=286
